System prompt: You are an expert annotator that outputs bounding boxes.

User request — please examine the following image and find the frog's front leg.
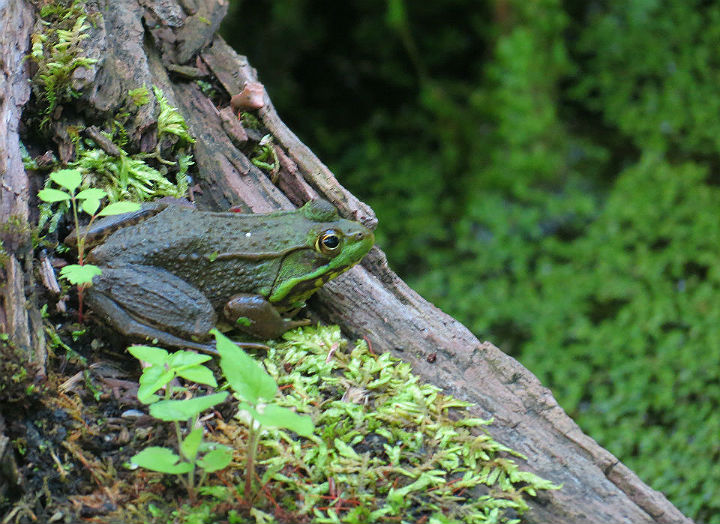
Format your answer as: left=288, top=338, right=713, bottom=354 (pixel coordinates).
left=223, top=293, right=311, bottom=339
left=87, top=265, right=219, bottom=353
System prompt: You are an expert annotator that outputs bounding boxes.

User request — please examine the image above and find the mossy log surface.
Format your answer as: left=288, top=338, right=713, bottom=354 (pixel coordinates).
left=0, top=0, right=693, bottom=522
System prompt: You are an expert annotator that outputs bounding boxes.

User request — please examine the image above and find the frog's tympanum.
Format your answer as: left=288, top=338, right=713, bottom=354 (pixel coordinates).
left=72, top=200, right=374, bottom=353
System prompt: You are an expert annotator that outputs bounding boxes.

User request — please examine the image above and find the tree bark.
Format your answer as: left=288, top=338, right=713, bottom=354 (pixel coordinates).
left=0, top=0, right=42, bottom=502
left=1, top=1, right=693, bottom=523
left=0, top=0, right=46, bottom=369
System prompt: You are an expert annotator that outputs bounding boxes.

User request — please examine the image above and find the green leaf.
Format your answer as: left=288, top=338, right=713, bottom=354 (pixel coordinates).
left=180, top=428, right=203, bottom=461
left=131, top=447, right=193, bottom=474
left=138, top=365, right=173, bottom=386
left=177, top=365, right=217, bottom=387
left=97, top=201, right=141, bottom=216
left=37, top=188, right=71, bottom=203
left=128, top=345, right=169, bottom=366
left=136, top=385, right=161, bottom=405
left=80, top=197, right=100, bottom=216
left=212, top=329, right=277, bottom=404
left=59, top=264, right=102, bottom=285
left=168, top=351, right=212, bottom=369
left=75, top=188, right=107, bottom=201
left=150, top=392, right=228, bottom=421
left=196, top=446, right=232, bottom=473
left=137, top=366, right=175, bottom=404
left=245, top=404, right=314, bottom=437
left=49, top=169, right=82, bottom=192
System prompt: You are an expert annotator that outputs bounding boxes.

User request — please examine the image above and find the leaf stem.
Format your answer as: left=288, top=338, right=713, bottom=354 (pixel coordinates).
left=245, top=421, right=259, bottom=501
left=68, top=193, right=88, bottom=322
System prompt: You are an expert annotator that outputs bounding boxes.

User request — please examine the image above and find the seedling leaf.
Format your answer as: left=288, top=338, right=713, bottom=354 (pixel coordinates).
left=246, top=403, right=314, bottom=437
left=38, top=188, right=71, bottom=203
left=131, top=447, right=193, bottom=474
left=97, top=201, right=141, bottom=216
left=128, top=345, right=169, bottom=366
left=137, top=367, right=175, bottom=404
left=180, top=428, right=203, bottom=461
left=75, top=188, right=107, bottom=201
left=150, top=392, right=228, bottom=421
left=168, top=351, right=212, bottom=369
left=80, top=197, right=100, bottom=216
left=212, top=329, right=276, bottom=403
left=50, top=169, right=82, bottom=192
left=59, top=264, right=101, bottom=285
left=177, top=365, right=217, bottom=387
left=196, top=446, right=233, bottom=472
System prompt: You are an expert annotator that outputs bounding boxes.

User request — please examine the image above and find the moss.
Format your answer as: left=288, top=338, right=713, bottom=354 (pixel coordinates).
left=128, top=87, right=151, bottom=107
left=0, top=334, right=41, bottom=404
left=28, top=0, right=100, bottom=127
left=135, top=326, right=558, bottom=523
left=0, top=215, right=32, bottom=254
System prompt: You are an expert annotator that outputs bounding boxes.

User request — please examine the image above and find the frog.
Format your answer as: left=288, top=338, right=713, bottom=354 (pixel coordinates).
left=68, top=199, right=374, bottom=354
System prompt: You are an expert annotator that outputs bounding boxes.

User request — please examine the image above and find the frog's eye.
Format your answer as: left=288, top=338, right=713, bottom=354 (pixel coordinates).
left=316, top=229, right=342, bottom=255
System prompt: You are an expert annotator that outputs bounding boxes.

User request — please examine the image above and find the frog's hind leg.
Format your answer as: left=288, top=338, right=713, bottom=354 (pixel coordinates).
left=86, top=265, right=219, bottom=354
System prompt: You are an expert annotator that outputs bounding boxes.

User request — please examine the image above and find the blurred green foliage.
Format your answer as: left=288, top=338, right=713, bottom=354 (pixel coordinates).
left=222, top=1, right=720, bottom=521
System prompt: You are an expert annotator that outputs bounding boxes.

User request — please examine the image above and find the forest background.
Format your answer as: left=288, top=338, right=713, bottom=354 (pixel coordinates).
left=222, top=1, right=719, bottom=522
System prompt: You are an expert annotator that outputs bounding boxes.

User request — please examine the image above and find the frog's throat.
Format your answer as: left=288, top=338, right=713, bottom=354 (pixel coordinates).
left=268, top=239, right=372, bottom=303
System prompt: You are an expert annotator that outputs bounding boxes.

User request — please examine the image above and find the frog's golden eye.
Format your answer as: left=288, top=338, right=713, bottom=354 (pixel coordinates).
left=316, top=229, right=342, bottom=255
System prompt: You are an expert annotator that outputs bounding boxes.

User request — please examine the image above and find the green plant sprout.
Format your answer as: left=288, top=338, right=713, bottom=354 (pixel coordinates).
left=65, top=87, right=192, bottom=202
left=128, top=345, right=232, bottom=503
left=212, top=329, right=314, bottom=500
left=73, top=142, right=190, bottom=202
left=29, top=0, right=99, bottom=127
left=128, top=86, right=150, bottom=107
left=153, top=86, right=195, bottom=146
left=37, top=168, right=140, bottom=321
left=250, top=134, right=280, bottom=182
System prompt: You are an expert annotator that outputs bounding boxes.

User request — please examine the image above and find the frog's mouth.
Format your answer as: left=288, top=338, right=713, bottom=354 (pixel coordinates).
left=268, top=231, right=374, bottom=307
left=273, top=264, right=353, bottom=310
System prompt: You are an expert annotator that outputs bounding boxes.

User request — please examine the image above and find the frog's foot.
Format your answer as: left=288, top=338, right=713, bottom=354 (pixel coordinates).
left=284, top=318, right=312, bottom=329
left=87, top=265, right=219, bottom=354
left=223, top=293, right=310, bottom=339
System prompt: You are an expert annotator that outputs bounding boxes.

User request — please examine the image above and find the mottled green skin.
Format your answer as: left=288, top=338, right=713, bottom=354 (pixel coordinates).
left=82, top=200, right=374, bottom=351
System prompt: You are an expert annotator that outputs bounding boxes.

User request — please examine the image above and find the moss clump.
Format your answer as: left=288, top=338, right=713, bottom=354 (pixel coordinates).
left=36, top=86, right=193, bottom=237
left=28, top=0, right=99, bottom=127
left=201, top=326, right=558, bottom=524
left=0, top=334, right=41, bottom=404
left=0, top=215, right=32, bottom=254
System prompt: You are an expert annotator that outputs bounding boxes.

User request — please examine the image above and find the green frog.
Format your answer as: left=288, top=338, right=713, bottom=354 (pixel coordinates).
left=70, top=199, right=374, bottom=353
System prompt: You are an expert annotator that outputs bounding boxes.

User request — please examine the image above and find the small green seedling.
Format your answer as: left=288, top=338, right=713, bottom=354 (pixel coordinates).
left=128, top=345, right=232, bottom=502
left=250, top=134, right=280, bottom=182
left=212, top=329, right=314, bottom=499
left=38, top=168, right=140, bottom=321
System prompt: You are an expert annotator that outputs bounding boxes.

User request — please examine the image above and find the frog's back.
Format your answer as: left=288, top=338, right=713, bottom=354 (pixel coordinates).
left=87, top=206, right=293, bottom=305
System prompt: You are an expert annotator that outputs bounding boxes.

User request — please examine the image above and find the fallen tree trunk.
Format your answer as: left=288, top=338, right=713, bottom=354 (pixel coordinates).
left=0, top=1, right=693, bottom=522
